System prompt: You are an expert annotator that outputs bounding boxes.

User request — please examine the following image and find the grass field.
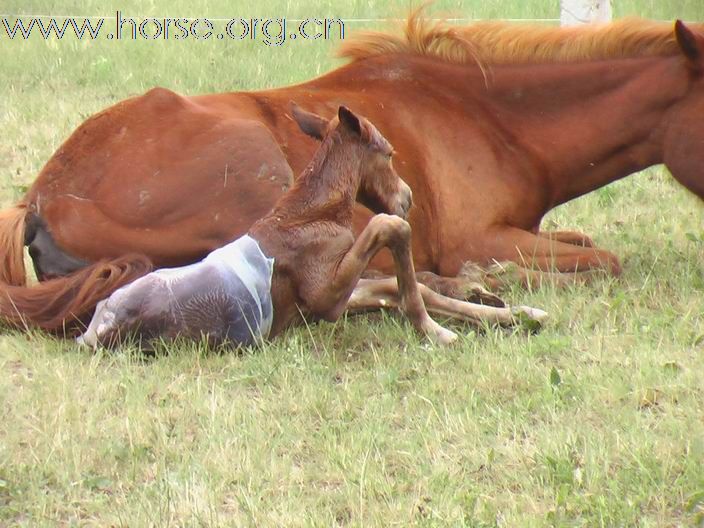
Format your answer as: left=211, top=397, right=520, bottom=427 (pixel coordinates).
left=2, top=1, right=704, bottom=526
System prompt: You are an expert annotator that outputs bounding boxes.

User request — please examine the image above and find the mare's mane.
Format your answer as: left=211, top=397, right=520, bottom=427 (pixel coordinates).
left=338, top=7, right=703, bottom=66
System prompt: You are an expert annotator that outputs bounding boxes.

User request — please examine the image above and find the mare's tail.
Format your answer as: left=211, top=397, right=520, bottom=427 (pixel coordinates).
left=0, top=203, right=28, bottom=286
left=0, top=254, right=153, bottom=335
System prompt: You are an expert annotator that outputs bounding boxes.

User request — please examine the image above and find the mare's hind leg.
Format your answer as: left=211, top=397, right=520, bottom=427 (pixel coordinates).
left=347, top=278, right=547, bottom=328
left=301, top=214, right=457, bottom=345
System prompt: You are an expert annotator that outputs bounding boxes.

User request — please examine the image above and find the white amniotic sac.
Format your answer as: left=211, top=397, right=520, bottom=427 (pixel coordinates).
left=78, top=235, right=274, bottom=348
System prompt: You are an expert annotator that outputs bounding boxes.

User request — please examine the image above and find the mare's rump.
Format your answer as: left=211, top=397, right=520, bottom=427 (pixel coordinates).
left=26, top=88, right=294, bottom=267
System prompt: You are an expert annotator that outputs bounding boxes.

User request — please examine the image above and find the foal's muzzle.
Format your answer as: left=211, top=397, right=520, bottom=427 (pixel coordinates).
left=396, top=182, right=413, bottom=219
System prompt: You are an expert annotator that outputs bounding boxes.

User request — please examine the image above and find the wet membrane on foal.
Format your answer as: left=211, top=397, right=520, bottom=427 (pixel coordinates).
left=79, top=235, right=274, bottom=348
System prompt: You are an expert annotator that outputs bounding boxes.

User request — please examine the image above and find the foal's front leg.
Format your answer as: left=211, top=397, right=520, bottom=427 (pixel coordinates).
left=304, top=214, right=458, bottom=345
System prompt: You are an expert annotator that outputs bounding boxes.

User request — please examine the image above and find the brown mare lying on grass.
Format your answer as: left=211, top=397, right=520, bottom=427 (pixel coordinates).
left=79, top=106, right=546, bottom=348
left=1, top=13, right=704, bottom=332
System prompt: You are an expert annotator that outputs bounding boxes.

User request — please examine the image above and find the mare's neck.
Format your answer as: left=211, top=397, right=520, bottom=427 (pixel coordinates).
left=272, top=134, right=363, bottom=226
left=485, top=56, right=685, bottom=205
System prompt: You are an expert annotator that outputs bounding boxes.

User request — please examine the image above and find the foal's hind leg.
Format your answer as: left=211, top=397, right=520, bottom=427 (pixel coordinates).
left=414, top=271, right=505, bottom=307
left=363, top=268, right=505, bottom=306
left=302, top=214, right=457, bottom=345
left=347, top=278, right=548, bottom=328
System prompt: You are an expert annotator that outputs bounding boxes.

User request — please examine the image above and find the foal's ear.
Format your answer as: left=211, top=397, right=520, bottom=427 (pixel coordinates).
left=675, top=20, right=703, bottom=67
left=338, top=106, right=362, bottom=138
left=291, top=102, right=328, bottom=141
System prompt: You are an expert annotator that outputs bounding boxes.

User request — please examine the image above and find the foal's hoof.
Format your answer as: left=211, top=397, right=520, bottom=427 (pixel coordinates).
left=511, top=306, right=549, bottom=331
left=424, top=319, right=458, bottom=346
left=433, top=326, right=459, bottom=346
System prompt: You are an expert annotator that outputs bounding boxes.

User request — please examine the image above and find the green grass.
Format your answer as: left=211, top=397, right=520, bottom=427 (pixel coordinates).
left=2, top=1, right=704, bottom=526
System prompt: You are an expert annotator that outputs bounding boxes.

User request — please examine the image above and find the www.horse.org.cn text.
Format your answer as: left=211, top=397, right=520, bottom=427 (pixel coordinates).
left=1, top=12, right=346, bottom=46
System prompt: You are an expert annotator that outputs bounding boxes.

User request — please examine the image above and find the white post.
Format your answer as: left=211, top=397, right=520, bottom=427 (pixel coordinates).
left=560, top=0, right=612, bottom=26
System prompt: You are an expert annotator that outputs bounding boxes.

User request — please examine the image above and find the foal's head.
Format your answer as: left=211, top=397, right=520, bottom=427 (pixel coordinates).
left=292, top=104, right=413, bottom=219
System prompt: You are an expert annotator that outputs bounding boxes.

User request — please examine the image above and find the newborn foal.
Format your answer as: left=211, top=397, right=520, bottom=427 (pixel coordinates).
left=80, top=106, right=457, bottom=348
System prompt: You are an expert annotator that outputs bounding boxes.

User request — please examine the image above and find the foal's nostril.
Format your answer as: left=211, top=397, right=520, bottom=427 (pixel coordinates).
left=398, top=187, right=413, bottom=218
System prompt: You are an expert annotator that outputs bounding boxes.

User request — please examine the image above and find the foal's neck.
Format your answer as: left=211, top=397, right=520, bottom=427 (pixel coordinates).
left=273, top=133, right=363, bottom=226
